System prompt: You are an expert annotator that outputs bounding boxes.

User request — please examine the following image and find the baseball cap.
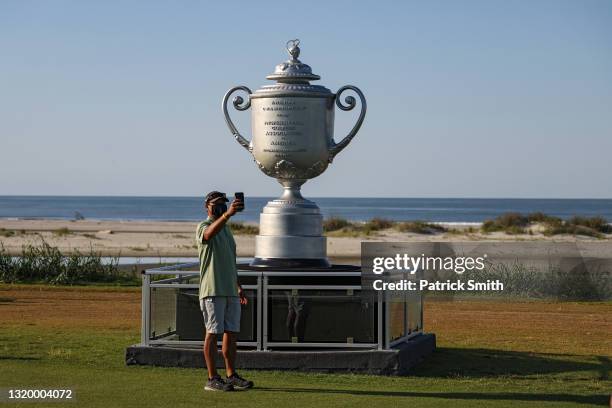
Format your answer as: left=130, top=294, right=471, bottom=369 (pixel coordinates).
left=204, top=191, right=229, bottom=205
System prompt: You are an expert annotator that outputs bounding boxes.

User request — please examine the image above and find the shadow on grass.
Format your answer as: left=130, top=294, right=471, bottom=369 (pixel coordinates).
left=254, top=348, right=611, bottom=405
left=255, top=387, right=607, bottom=406
left=0, top=356, right=40, bottom=361
left=412, top=347, right=610, bottom=381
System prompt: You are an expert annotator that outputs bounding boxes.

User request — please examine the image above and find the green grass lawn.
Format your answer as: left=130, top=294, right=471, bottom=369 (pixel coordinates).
left=0, top=286, right=610, bottom=407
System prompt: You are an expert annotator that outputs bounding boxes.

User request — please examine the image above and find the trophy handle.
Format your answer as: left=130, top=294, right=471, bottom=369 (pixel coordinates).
left=329, top=85, right=367, bottom=161
left=223, top=86, right=253, bottom=152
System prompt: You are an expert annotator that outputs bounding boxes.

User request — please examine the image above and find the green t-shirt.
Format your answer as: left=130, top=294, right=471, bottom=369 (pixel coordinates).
left=195, top=217, right=238, bottom=299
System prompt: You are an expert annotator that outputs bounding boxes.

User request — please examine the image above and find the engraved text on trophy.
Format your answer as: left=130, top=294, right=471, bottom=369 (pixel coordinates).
left=261, top=99, right=308, bottom=160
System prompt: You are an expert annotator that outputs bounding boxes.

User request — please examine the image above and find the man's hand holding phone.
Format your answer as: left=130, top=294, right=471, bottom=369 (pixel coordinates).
left=228, top=192, right=244, bottom=216
left=234, top=192, right=244, bottom=210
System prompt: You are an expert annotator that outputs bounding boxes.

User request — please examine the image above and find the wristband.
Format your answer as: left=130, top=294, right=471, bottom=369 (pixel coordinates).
left=222, top=212, right=229, bottom=221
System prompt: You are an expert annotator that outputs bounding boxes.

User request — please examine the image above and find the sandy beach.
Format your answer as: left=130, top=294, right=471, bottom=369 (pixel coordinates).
left=1, top=219, right=611, bottom=258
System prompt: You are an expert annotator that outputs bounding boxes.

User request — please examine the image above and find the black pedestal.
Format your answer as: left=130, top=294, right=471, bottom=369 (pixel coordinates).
left=126, top=333, right=436, bottom=375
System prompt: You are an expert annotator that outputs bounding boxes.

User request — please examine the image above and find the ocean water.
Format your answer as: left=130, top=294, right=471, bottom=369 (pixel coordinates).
left=0, top=196, right=610, bottom=223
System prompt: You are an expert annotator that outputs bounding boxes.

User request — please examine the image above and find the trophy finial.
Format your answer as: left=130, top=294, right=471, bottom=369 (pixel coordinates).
left=286, top=39, right=301, bottom=62
left=267, top=39, right=319, bottom=82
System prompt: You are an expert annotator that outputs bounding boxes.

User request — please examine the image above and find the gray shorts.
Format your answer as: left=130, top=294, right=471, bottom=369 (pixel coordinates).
left=200, top=296, right=241, bottom=334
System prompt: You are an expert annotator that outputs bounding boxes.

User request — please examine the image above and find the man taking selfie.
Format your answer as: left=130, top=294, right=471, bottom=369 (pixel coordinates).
left=196, top=191, right=253, bottom=392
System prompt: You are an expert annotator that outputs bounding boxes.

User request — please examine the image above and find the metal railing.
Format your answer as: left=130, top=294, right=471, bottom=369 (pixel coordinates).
left=141, top=262, right=422, bottom=350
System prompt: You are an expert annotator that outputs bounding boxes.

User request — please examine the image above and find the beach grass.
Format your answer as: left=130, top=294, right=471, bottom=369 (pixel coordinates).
left=321, top=213, right=610, bottom=238
left=323, top=217, right=373, bottom=237
left=323, top=217, right=447, bottom=237
left=482, top=212, right=529, bottom=234
left=0, top=285, right=609, bottom=407
left=482, top=212, right=611, bottom=237
left=323, top=217, right=352, bottom=232
left=0, top=241, right=135, bottom=285
left=542, top=216, right=611, bottom=237
left=228, top=221, right=259, bottom=235
left=3, top=240, right=609, bottom=300
left=395, top=221, right=446, bottom=234
left=225, top=213, right=612, bottom=238
left=0, top=228, right=15, bottom=237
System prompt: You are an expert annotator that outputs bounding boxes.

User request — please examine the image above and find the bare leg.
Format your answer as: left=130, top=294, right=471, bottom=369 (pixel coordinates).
left=222, top=331, right=237, bottom=377
left=203, top=332, right=218, bottom=379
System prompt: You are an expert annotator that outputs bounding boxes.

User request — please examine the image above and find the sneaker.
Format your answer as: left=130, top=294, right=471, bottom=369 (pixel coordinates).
left=205, top=375, right=234, bottom=392
left=226, top=372, right=254, bottom=390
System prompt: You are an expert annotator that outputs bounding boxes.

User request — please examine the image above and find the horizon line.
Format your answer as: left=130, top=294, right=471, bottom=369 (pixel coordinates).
left=1, top=195, right=611, bottom=200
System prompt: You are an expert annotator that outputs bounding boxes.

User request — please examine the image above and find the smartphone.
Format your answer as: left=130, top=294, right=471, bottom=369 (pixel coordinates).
left=234, top=192, right=244, bottom=212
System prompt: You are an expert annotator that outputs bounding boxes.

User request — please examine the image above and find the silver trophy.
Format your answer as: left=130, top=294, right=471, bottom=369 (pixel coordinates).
left=223, top=39, right=366, bottom=267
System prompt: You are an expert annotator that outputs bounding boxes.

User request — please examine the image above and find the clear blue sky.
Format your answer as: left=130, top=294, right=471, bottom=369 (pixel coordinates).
left=1, top=1, right=611, bottom=198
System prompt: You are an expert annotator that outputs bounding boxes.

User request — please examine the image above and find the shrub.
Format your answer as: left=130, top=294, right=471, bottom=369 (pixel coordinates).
left=544, top=223, right=601, bottom=238
left=0, top=228, right=15, bottom=237
left=567, top=216, right=611, bottom=233
left=481, top=212, right=610, bottom=237
left=323, top=217, right=351, bottom=232
left=363, top=217, right=394, bottom=231
left=541, top=216, right=610, bottom=237
left=505, top=225, right=527, bottom=235
left=324, top=218, right=392, bottom=237
left=482, top=212, right=528, bottom=233
left=0, top=243, right=15, bottom=281
left=528, top=212, right=562, bottom=225
left=497, top=213, right=528, bottom=228
left=395, top=221, right=446, bottom=234
left=228, top=222, right=259, bottom=235
left=0, top=241, right=128, bottom=285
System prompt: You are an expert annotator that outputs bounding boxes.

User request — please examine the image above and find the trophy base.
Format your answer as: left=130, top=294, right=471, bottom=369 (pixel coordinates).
left=251, top=182, right=330, bottom=268
left=249, top=257, right=331, bottom=269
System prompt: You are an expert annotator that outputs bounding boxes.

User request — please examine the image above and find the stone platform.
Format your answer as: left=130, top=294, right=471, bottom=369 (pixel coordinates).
left=126, top=333, right=435, bottom=376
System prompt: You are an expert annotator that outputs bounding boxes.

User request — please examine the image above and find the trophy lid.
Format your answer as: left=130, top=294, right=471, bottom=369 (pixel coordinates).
left=251, top=39, right=331, bottom=97
left=266, top=39, right=321, bottom=83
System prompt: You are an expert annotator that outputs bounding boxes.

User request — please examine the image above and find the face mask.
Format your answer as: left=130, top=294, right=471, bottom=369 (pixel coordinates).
left=211, top=203, right=227, bottom=218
